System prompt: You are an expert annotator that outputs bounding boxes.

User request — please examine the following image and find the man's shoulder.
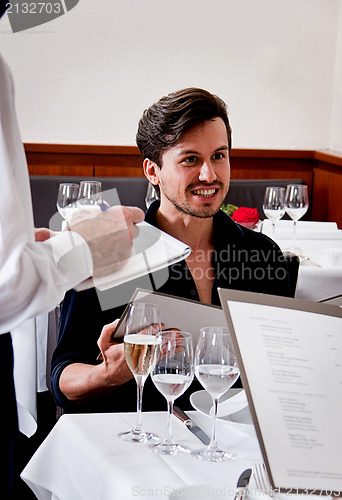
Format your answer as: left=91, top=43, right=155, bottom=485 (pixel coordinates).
left=214, top=210, right=280, bottom=250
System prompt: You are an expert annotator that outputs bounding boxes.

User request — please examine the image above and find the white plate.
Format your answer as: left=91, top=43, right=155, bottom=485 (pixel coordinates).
left=190, top=389, right=253, bottom=426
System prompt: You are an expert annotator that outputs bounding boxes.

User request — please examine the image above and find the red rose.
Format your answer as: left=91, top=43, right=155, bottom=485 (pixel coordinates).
left=231, top=207, right=259, bottom=228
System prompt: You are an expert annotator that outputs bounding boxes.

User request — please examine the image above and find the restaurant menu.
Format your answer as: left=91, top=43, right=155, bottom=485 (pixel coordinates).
left=112, top=288, right=226, bottom=342
left=218, top=289, right=342, bottom=496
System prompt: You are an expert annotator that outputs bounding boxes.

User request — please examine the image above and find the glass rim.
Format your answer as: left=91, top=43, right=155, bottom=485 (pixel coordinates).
left=156, top=330, right=192, bottom=337
left=59, top=182, right=79, bottom=187
left=79, top=180, right=102, bottom=185
left=128, top=302, right=160, bottom=310
left=200, top=327, right=230, bottom=335
left=286, top=184, right=308, bottom=189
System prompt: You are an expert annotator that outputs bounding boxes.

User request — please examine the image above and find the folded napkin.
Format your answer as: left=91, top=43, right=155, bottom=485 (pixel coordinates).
left=263, top=220, right=338, bottom=231
left=262, top=220, right=342, bottom=240
left=322, top=249, right=342, bottom=266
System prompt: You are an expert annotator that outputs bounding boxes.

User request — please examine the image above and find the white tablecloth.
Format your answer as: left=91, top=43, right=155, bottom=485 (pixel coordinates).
left=262, top=221, right=342, bottom=302
left=22, top=411, right=262, bottom=500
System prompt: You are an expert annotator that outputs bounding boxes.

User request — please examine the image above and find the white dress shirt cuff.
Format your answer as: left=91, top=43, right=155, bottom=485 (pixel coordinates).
left=50, top=230, right=94, bottom=286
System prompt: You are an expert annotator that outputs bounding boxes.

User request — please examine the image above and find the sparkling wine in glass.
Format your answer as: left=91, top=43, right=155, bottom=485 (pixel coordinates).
left=150, top=330, right=194, bottom=455
left=192, top=327, right=240, bottom=462
left=263, top=187, right=285, bottom=234
left=56, top=183, right=79, bottom=223
left=285, top=184, right=309, bottom=250
left=118, top=302, right=161, bottom=443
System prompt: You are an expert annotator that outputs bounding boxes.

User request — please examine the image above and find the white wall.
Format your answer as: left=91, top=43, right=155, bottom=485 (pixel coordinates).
left=332, top=1, right=342, bottom=151
left=0, top=0, right=340, bottom=150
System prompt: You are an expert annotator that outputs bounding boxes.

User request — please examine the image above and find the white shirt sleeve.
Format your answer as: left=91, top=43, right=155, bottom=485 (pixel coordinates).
left=0, top=54, right=93, bottom=332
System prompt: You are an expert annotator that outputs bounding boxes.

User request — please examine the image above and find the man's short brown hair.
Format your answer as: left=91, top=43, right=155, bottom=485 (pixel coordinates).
left=136, top=88, right=232, bottom=168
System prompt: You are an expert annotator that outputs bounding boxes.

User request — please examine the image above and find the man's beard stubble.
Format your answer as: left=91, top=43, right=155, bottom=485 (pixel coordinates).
left=163, top=181, right=228, bottom=219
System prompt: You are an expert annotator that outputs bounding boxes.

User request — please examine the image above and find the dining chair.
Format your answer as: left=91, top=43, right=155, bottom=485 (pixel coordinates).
left=283, top=251, right=300, bottom=297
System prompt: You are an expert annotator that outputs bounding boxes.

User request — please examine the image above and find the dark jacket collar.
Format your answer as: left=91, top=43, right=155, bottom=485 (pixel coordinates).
left=145, top=199, right=247, bottom=249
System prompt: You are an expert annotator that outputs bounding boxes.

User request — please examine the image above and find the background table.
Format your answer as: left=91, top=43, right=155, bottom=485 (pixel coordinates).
left=261, top=221, right=342, bottom=302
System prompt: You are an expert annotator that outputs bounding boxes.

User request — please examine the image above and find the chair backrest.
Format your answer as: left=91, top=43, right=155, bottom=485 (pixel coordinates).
left=29, top=176, right=149, bottom=228
left=224, top=178, right=306, bottom=220
left=282, top=251, right=300, bottom=297
left=29, top=175, right=307, bottom=228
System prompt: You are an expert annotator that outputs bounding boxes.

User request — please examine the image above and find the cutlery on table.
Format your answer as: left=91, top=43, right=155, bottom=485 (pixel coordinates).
left=233, top=468, right=252, bottom=500
left=253, top=463, right=278, bottom=498
left=173, top=406, right=210, bottom=445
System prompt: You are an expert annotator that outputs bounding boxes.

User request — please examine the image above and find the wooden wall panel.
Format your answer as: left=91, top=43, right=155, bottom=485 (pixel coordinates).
left=24, top=144, right=342, bottom=227
left=312, top=163, right=342, bottom=227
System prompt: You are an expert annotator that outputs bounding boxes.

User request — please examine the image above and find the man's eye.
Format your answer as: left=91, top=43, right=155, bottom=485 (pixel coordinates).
left=183, top=156, right=197, bottom=164
left=212, top=152, right=224, bottom=160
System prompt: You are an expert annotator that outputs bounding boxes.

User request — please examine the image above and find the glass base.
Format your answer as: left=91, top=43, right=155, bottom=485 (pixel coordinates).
left=118, top=429, right=159, bottom=444
left=149, top=441, right=191, bottom=455
left=191, top=447, right=236, bottom=462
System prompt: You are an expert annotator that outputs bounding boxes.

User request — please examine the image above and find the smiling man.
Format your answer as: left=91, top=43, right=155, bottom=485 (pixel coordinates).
left=51, top=88, right=292, bottom=414
left=137, top=88, right=291, bottom=305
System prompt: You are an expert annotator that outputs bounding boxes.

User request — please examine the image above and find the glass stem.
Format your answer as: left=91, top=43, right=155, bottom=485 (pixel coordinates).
left=272, top=221, right=276, bottom=234
left=209, top=397, right=219, bottom=451
left=133, top=376, right=144, bottom=433
left=292, top=220, right=297, bottom=248
left=164, top=399, right=174, bottom=445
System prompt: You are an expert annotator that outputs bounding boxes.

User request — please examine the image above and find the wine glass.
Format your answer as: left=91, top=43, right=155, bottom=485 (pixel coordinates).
left=145, top=182, right=159, bottom=209
left=76, top=180, right=110, bottom=212
left=150, top=331, right=194, bottom=455
left=263, top=187, right=285, bottom=234
left=285, top=184, right=309, bottom=250
left=192, top=327, right=240, bottom=462
left=56, top=183, right=79, bottom=224
left=118, top=302, right=161, bottom=443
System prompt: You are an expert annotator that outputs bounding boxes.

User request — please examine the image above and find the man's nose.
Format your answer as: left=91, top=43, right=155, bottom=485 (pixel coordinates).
left=198, top=161, right=217, bottom=183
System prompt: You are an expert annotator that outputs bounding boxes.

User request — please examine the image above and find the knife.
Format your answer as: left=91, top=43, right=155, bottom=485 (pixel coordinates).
left=173, top=406, right=210, bottom=445
left=233, top=469, right=252, bottom=500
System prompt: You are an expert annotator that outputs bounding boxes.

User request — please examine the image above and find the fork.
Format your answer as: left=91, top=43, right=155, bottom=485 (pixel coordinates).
left=253, top=463, right=279, bottom=498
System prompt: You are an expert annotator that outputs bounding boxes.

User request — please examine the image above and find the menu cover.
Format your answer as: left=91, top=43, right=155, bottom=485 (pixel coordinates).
left=112, top=288, right=226, bottom=341
left=218, top=288, right=342, bottom=496
left=75, top=222, right=191, bottom=291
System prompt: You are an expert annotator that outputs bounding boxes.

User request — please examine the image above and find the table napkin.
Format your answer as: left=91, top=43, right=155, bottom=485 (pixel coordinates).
left=262, top=220, right=342, bottom=240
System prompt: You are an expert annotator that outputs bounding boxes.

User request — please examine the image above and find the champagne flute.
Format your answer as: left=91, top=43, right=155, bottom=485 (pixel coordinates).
left=118, top=302, right=161, bottom=443
left=192, top=327, right=240, bottom=462
left=150, top=331, right=194, bottom=455
left=285, top=184, right=309, bottom=250
left=263, top=187, right=285, bottom=234
left=56, top=183, right=79, bottom=223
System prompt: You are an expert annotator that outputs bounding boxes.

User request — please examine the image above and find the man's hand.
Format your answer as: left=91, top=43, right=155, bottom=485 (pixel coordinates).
left=67, top=205, right=144, bottom=277
left=97, top=320, right=133, bottom=386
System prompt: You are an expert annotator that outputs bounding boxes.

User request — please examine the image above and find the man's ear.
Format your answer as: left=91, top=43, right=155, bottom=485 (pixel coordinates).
left=143, top=158, right=160, bottom=187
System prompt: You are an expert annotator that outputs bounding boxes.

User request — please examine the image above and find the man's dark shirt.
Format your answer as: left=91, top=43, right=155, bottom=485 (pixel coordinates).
left=51, top=201, right=291, bottom=413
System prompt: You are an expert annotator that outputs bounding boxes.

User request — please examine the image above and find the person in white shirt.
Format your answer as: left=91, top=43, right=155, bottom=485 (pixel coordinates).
left=0, top=4, right=144, bottom=496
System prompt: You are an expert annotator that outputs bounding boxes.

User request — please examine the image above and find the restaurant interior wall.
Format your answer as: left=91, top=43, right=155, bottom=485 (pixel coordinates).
left=332, top=1, right=342, bottom=152
left=0, top=0, right=340, bottom=151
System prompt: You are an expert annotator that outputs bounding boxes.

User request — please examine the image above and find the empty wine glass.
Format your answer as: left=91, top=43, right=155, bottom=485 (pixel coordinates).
left=118, top=302, right=161, bottom=443
left=285, top=184, right=309, bottom=250
left=192, top=327, right=240, bottom=462
left=56, top=183, right=79, bottom=224
left=145, top=183, right=159, bottom=209
left=150, top=331, right=194, bottom=455
left=77, top=180, right=110, bottom=212
left=263, top=187, right=285, bottom=234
